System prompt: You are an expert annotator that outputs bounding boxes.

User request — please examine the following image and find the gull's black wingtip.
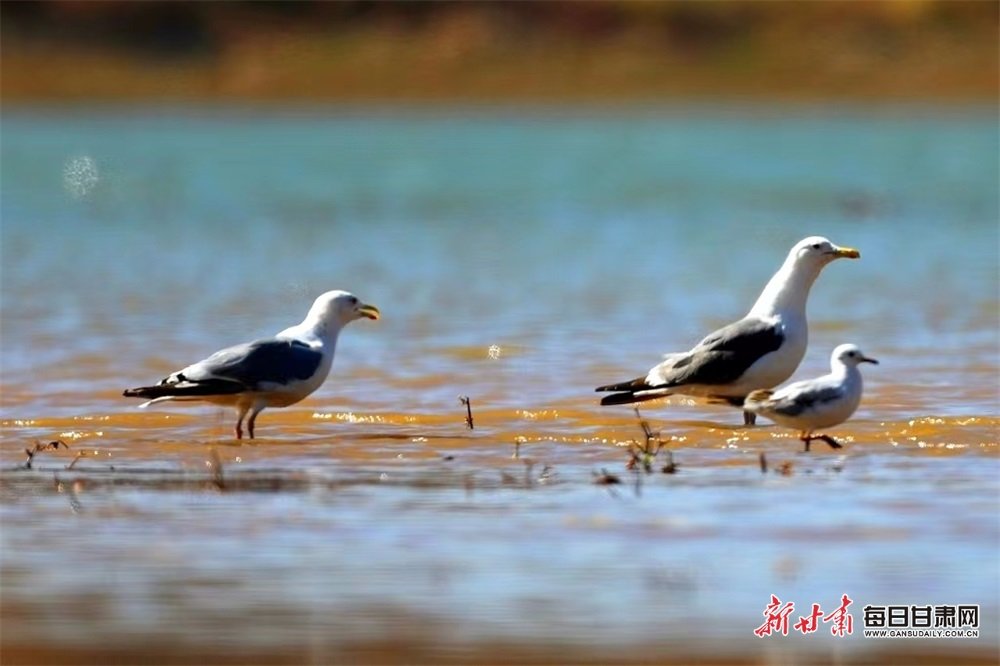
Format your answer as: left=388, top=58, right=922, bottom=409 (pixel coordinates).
left=123, top=380, right=245, bottom=400
left=600, top=392, right=637, bottom=406
left=595, top=377, right=651, bottom=393
left=599, top=385, right=673, bottom=406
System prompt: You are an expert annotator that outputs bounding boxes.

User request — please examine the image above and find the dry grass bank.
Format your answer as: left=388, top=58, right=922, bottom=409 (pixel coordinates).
left=2, top=1, right=997, bottom=103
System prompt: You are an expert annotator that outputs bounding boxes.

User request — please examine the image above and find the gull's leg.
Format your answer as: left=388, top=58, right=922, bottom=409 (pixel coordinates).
left=743, top=410, right=757, bottom=426
left=234, top=404, right=250, bottom=440
left=801, top=432, right=812, bottom=453
left=247, top=404, right=266, bottom=440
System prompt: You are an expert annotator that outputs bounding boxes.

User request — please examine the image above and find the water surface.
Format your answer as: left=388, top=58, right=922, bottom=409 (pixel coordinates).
left=2, top=106, right=997, bottom=664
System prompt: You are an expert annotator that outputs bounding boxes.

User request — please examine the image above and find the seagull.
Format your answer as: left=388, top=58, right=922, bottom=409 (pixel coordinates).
left=743, top=343, right=878, bottom=451
left=596, top=236, right=859, bottom=425
left=124, top=290, right=380, bottom=439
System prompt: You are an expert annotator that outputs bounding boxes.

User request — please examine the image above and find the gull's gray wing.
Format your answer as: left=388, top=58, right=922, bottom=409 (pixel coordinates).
left=181, top=339, right=323, bottom=389
left=597, top=317, right=784, bottom=405
left=650, top=318, right=785, bottom=388
left=764, top=382, right=844, bottom=417
left=125, top=339, right=324, bottom=401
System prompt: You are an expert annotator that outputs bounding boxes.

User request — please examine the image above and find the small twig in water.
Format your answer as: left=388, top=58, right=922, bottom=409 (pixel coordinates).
left=626, top=447, right=642, bottom=471
left=592, top=469, right=621, bottom=485
left=24, top=440, right=69, bottom=470
left=459, top=396, right=474, bottom=430
left=661, top=450, right=678, bottom=474
left=67, top=451, right=90, bottom=470
left=635, top=407, right=657, bottom=445
left=522, top=460, right=535, bottom=489
left=209, top=449, right=225, bottom=491
left=628, top=408, right=668, bottom=473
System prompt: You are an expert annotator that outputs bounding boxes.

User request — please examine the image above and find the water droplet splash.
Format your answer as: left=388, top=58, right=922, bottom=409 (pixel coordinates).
left=63, top=156, right=99, bottom=198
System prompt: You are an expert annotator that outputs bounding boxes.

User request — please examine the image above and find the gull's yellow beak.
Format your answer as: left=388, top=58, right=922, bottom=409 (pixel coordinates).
left=834, top=246, right=861, bottom=259
left=359, top=303, right=380, bottom=321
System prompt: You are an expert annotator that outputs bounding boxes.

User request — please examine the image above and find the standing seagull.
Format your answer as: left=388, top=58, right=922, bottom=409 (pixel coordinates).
left=743, top=343, right=878, bottom=451
left=124, top=290, right=380, bottom=439
left=596, top=236, right=859, bottom=425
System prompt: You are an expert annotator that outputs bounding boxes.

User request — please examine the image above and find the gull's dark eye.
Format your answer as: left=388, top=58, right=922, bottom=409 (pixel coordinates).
left=811, top=243, right=822, bottom=250
left=350, top=296, right=358, bottom=305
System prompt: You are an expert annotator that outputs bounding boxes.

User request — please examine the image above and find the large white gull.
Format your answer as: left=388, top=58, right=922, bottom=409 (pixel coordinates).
left=595, top=236, right=859, bottom=424
left=744, top=343, right=878, bottom=451
left=124, top=290, right=380, bottom=439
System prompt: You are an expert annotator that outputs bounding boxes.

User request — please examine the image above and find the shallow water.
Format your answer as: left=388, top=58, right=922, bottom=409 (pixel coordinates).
left=1, top=106, right=998, bottom=664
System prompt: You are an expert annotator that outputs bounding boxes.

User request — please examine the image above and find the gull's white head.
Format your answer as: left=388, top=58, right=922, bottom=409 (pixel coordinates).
left=790, top=236, right=861, bottom=269
left=832, top=343, right=879, bottom=368
left=749, top=235, right=861, bottom=317
left=307, top=290, right=381, bottom=330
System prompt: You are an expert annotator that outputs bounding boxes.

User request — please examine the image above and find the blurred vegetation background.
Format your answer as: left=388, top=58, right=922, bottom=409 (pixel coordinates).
left=2, top=0, right=997, bottom=102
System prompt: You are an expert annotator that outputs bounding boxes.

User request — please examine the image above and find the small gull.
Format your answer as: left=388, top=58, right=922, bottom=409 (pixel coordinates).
left=743, top=343, right=878, bottom=451
left=124, top=290, right=380, bottom=439
left=596, top=236, right=859, bottom=424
